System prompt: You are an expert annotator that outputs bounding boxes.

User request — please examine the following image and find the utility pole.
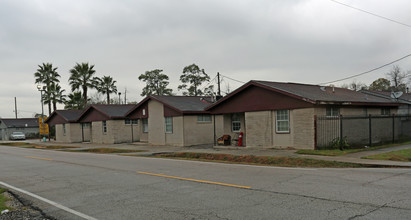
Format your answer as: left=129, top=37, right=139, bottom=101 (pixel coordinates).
left=14, top=97, right=18, bottom=119
left=124, top=88, right=127, bottom=104
left=217, top=72, right=221, bottom=97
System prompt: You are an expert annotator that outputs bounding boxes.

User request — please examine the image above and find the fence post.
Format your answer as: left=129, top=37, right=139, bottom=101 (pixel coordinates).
left=314, top=115, right=317, bottom=150
left=368, top=114, right=372, bottom=147
left=339, top=114, right=343, bottom=150
left=392, top=114, right=395, bottom=143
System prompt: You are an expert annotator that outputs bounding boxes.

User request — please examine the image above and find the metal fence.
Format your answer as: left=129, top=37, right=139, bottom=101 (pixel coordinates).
left=315, top=114, right=411, bottom=149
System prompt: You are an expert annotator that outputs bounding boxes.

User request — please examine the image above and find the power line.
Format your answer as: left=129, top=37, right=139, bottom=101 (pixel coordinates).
left=319, top=53, right=411, bottom=85
left=329, top=0, right=411, bottom=29
left=219, top=74, right=246, bottom=84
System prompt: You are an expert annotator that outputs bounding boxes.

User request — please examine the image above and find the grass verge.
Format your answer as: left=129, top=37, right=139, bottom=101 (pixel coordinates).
left=296, top=141, right=411, bottom=156
left=147, top=152, right=380, bottom=168
left=66, top=148, right=146, bottom=154
left=362, top=148, right=411, bottom=162
left=0, top=142, right=32, bottom=147
left=0, top=142, right=79, bottom=149
left=0, top=188, right=10, bottom=211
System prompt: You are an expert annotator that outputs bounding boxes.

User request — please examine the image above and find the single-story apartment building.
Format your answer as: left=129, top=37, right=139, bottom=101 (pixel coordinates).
left=0, top=118, right=39, bottom=140
left=126, top=95, right=217, bottom=147
left=45, top=110, right=84, bottom=143
left=206, top=80, right=404, bottom=149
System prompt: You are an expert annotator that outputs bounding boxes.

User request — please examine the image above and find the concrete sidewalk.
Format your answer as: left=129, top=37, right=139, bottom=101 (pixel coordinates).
left=14, top=139, right=411, bottom=167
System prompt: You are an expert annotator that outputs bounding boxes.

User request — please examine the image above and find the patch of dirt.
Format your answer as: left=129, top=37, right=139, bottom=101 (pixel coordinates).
left=0, top=191, right=52, bottom=220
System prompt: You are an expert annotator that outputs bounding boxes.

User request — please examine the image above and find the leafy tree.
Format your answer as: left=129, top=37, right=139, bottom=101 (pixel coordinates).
left=64, top=92, right=84, bottom=110
left=138, top=69, right=173, bottom=96
left=386, top=65, right=408, bottom=92
left=95, top=76, right=118, bottom=104
left=34, top=63, right=61, bottom=115
left=369, top=78, right=391, bottom=91
left=43, top=83, right=66, bottom=112
left=68, top=63, right=97, bottom=107
left=178, top=64, right=212, bottom=96
left=341, top=80, right=367, bottom=91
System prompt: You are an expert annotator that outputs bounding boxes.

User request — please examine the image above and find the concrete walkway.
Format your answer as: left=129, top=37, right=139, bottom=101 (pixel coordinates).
left=8, top=140, right=411, bottom=167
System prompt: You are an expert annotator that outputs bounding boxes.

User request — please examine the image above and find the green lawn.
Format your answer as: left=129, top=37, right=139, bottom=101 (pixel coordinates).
left=296, top=141, right=411, bottom=156
left=362, top=148, right=411, bottom=162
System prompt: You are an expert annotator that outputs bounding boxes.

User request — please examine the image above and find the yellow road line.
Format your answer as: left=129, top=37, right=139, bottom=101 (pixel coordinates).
left=25, top=156, right=54, bottom=161
left=137, top=171, right=251, bottom=189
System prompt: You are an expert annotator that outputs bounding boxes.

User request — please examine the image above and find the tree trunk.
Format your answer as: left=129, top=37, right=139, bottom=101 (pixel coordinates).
left=48, top=102, right=52, bottom=116
left=83, top=87, right=88, bottom=108
left=107, top=93, right=110, bottom=105
left=53, top=101, right=57, bottom=112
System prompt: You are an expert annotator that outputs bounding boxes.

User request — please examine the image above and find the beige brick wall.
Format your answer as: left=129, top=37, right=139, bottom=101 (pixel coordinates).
left=292, top=108, right=315, bottom=149
left=56, top=123, right=82, bottom=143
left=183, top=115, right=214, bottom=146
left=148, top=100, right=166, bottom=145
left=165, top=116, right=184, bottom=146
left=245, top=111, right=273, bottom=148
left=272, top=110, right=293, bottom=148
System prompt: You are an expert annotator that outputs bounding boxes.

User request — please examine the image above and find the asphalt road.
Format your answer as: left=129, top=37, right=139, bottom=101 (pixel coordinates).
left=1, top=145, right=411, bottom=220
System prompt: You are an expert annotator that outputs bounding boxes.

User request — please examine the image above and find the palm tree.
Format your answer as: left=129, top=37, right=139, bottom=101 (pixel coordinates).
left=95, top=76, right=118, bottom=104
left=48, top=83, right=66, bottom=112
left=68, top=63, right=97, bottom=108
left=64, top=92, right=84, bottom=110
left=34, top=63, right=60, bottom=115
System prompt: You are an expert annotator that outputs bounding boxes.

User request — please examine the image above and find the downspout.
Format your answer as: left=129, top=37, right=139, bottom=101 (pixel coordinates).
left=213, top=114, right=216, bottom=146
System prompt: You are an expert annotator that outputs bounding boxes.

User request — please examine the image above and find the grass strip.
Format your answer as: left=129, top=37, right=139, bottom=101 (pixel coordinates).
left=0, top=142, right=79, bottom=149
left=0, top=188, right=10, bottom=211
left=0, top=142, right=32, bottom=147
left=66, top=148, right=146, bottom=154
left=148, top=152, right=376, bottom=168
left=362, top=148, right=411, bottom=162
left=296, top=141, right=411, bottom=156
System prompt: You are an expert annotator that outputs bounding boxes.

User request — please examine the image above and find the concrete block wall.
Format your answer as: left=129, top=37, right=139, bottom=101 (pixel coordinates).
left=56, top=123, right=82, bottom=143
left=165, top=116, right=184, bottom=146
left=245, top=111, right=272, bottom=148
left=292, top=108, right=315, bottom=149
left=183, top=115, right=214, bottom=146
left=148, top=100, right=165, bottom=145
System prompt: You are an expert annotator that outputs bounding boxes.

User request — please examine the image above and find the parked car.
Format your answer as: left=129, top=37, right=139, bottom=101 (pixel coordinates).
left=10, top=132, right=26, bottom=140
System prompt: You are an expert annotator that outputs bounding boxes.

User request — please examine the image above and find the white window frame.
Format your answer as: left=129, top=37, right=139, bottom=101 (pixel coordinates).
left=326, top=107, right=339, bottom=117
left=276, top=110, right=290, bottom=133
left=142, top=118, right=148, bottom=133
left=231, top=113, right=241, bottom=132
left=125, top=119, right=138, bottom=125
left=197, top=115, right=212, bottom=123
left=165, top=117, right=173, bottom=133
left=381, top=108, right=390, bottom=116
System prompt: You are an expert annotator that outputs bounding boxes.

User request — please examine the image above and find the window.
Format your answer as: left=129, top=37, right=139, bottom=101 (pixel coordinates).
left=326, top=107, right=339, bottom=117
left=63, top=124, right=66, bottom=135
left=142, top=118, right=148, bottom=133
left=165, top=117, right=173, bottom=133
left=231, top=113, right=241, bottom=132
left=276, top=110, right=290, bottom=133
left=197, top=115, right=211, bottom=122
left=381, top=108, right=390, bottom=116
left=102, top=121, right=107, bottom=133
left=125, top=119, right=138, bottom=125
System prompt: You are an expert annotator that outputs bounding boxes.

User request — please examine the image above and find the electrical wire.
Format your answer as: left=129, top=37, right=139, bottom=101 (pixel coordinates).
left=319, top=53, right=411, bottom=85
left=329, top=0, right=411, bottom=29
left=219, top=74, right=246, bottom=84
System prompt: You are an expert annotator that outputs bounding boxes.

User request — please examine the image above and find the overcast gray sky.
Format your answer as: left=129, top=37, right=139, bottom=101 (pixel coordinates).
left=1, top=0, right=411, bottom=118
